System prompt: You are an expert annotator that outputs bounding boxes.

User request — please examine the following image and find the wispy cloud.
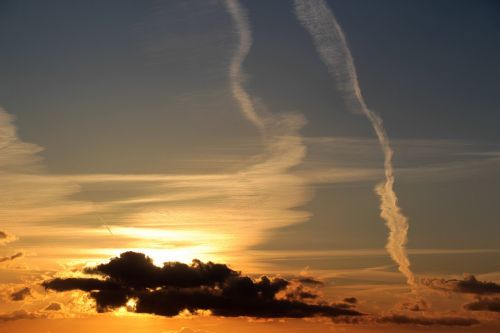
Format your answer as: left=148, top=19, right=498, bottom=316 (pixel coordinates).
left=225, top=0, right=265, bottom=130
left=0, top=94, right=307, bottom=266
left=0, top=108, right=92, bottom=228
left=294, top=0, right=416, bottom=290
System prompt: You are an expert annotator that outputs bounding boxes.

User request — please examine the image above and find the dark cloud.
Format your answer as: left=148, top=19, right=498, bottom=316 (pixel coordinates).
left=0, top=231, right=7, bottom=239
left=376, top=314, right=479, bottom=326
left=464, top=297, right=500, bottom=313
left=43, top=277, right=121, bottom=292
left=343, top=297, right=357, bottom=304
left=10, top=287, right=31, bottom=301
left=0, top=310, right=40, bottom=322
left=399, top=299, right=429, bottom=312
left=45, top=302, right=62, bottom=311
left=84, top=252, right=238, bottom=289
left=43, top=251, right=361, bottom=319
left=297, top=277, right=323, bottom=286
left=0, top=252, right=23, bottom=263
left=422, top=274, right=500, bottom=295
left=285, top=284, right=318, bottom=301
left=329, top=297, right=358, bottom=310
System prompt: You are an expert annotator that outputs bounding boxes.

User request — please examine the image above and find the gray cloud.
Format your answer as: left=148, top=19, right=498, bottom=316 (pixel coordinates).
left=376, top=314, right=479, bottom=326
left=297, top=277, right=323, bottom=286
left=399, top=299, right=429, bottom=312
left=343, top=297, right=357, bottom=304
left=422, top=275, right=500, bottom=295
left=10, top=287, right=31, bottom=301
left=464, top=297, right=500, bottom=313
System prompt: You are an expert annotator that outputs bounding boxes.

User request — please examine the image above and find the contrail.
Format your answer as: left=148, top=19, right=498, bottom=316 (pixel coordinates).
left=294, top=0, right=416, bottom=290
left=224, top=0, right=266, bottom=130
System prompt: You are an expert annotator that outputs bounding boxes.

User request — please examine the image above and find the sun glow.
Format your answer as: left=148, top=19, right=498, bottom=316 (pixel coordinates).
left=83, top=245, right=225, bottom=266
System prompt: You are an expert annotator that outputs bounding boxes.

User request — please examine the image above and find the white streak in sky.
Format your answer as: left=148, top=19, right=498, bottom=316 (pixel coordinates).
left=224, top=0, right=265, bottom=130
left=294, top=0, right=416, bottom=289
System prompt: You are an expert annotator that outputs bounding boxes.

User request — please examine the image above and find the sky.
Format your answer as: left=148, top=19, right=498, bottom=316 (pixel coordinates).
left=0, top=0, right=499, bottom=332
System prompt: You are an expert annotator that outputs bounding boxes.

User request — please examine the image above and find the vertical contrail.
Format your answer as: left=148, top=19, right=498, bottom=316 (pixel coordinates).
left=224, top=0, right=266, bottom=130
left=294, top=0, right=416, bottom=289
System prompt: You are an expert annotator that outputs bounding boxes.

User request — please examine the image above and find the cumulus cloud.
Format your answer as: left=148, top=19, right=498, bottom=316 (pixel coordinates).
left=10, top=287, right=31, bottom=301
left=43, top=252, right=360, bottom=319
left=422, top=274, right=500, bottom=295
left=464, top=297, right=500, bottom=313
left=0, top=252, right=23, bottom=263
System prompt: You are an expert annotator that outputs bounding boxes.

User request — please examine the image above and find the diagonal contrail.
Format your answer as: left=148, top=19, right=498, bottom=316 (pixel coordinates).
left=224, top=0, right=266, bottom=130
left=294, top=0, right=416, bottom=290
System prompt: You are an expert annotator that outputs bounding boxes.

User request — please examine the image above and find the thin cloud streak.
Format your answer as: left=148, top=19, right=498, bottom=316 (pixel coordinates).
left=225, top=0, right=265, bottom=130
left=0, top=252, right=23, bottom=263
left=294, top=0, right=416, bottom=289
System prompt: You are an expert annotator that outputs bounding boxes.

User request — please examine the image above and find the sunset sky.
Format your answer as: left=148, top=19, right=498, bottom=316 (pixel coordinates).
left=1, top=0, right=499, bottom=332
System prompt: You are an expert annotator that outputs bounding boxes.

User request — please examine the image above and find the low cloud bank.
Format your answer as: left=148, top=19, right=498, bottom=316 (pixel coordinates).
left=376, top=314, right=479, bottom=327
left=0, top=310, right=41, bottom=322
left=422, top=274, right=500, bottom=295
left=464, top=297, right=500, bottom=313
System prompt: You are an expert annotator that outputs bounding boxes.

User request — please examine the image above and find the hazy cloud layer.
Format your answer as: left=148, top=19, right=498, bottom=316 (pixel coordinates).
left=0, top=108, right=91, bottom=228
left=165, top=328, right=213, bottom=333
left=376, top=314, right=479, bottom=327
left=0, top=230, right=17, bottom=245
left=43, top=252, right=360, bottom=319
left=0, top=310, right=41, bottom=322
